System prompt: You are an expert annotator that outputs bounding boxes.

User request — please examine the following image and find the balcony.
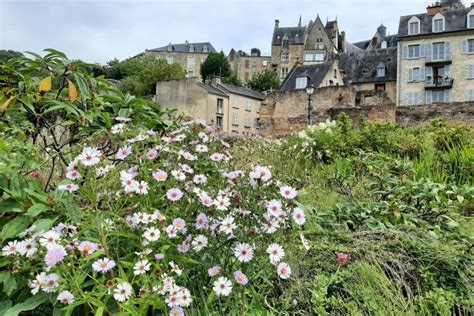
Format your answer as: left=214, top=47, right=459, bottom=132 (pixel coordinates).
left=425, top=52, right=452, bottom=66
left=425, top=77, right=454, bottom=90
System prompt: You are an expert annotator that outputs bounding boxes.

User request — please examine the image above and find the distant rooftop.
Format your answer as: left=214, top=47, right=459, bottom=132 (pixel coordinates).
left=147, top=42, right=217, bottom=53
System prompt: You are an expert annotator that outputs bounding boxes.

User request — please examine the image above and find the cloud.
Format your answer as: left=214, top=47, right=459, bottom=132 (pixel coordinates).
left=1, top=0, right=417, bottom=64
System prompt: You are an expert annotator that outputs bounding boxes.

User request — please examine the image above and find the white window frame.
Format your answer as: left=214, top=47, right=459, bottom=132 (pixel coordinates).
left=469, top=89, right=474, bottom=101
left=377, top=65, right=385, bottom=77
left=262, top=60, right=268, bottom=66
left=256, top=102, right=261, bottom=113
left=295, top=77, right=308, bottom=89
left=281, top=52, right=289, bottom=62
left=280, top=67, right=289, bottom=79
left=381, top=41, right=387, bottom=49
left=432, top=90, right=445, bottom=103
left=468, top=64, right=474, bottom=79
left=468, top=39, right=474, bottom=54
left=408, top=16, right=420, bottom=35
left=244, top=116, right=252, bottom=128
left=407, top=92, right=420, bottom=106
left=233, top=96, right=239, bottom=109
left=232, top=113, right=239, bottom=126
left=315, top=52, right=325, bottom=61
left=469, top=10, right=474, bottom=29
left=166, top=56, right=174, bottom=64
left=432, top=13, right=445, bottom=33
left=408, top=45, right=420, bottom=59
left=187, top=56, right=195, bottom=69
left=245, top=99, right=252, bottom=111
left=304, top=52, right=313, bottom=62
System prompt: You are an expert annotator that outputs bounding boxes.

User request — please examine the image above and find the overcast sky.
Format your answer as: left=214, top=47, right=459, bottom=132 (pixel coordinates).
left=1, top=0, right=427, bottom=64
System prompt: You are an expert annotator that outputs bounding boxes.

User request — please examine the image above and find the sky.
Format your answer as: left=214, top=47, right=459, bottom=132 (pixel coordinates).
left=1, top=0, right=428, bottom=64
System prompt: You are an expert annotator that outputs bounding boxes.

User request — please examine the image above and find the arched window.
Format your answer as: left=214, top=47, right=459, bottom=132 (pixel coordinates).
left=381, top=41, right=387, bottom=49
left=432, top=13, right=445, bottom=33
left=408, top=16, right=420, bottom=35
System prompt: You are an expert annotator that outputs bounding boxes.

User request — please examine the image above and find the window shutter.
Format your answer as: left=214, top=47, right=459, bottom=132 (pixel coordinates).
left=462, top=40, right=468, bottom=54
left=426, top=91, right=432, bottom=104
left=426, top=44, right=432, bottom=60
left=408, top=69, right=413, bottom=82
left=444, top=90, right=450, bottom=103
left=469, top=64, right=474, bottom=78
left=417, top=92, right=423, bottom=105
left=420, top=68, right=426, bottom=82
left=426, top=67, right=433, bottom=81
left=402, top=45, right=408, bottom=59
left=420, top=44, right=426, bottom=57
left=407, top=92, right=412, bottom=105
left=445, top=41, right=451, bottom=58
left=445, top=65, right=451, bottom=78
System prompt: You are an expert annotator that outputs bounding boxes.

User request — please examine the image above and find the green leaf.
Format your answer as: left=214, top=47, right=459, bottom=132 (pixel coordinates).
left=0, top=301, right=12, bottom=316
left=1, top=216, right=29, bottom=241
left=33, top=218, right=57, bottom=232
left=94, top=306, right=104, bottom=316
left=73, top=73, right=90, bottom=101
left=26, top=203, right=50, bottom=218
left=4, top=293, right=48, bottom=316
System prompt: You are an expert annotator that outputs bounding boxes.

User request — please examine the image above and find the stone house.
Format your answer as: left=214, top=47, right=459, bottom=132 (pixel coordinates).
left=145, top=41, right=217, bottom=80
left=155, top=78, right=264, bottom=134
left=280, top=59, right=344, bottom=91
left=227, top=48, right=272, bottom=82
left=271, top=15, right=346, bottom=82
left=396, top=0, right=474, bottom=106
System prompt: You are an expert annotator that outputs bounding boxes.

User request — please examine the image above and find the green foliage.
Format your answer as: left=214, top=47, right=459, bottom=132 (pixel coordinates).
left=104, top=55, right=185, bottom=96
left=199, top=52, right=231, bottom=81
left=222, top=71, right=242, bottom=86
left=0, top=50, right=24, bottom=63
left=246, top=69, right=280, bottom=92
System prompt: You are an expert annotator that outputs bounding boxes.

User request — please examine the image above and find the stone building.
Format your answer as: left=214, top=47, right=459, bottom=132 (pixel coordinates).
left=271, top=15, right=346, bottom=82
left=339, top=47, right=398, bottom=103
left=280, top=59, right=344, bottom=91
left=145, top=41, right=217, bottom=80
left=353, top=24, right=398, bottom=50
left=227, top=48, right=272, bottom=82
left=396, top=0, right=474, bottom=106
left=155, top=78, right=264, bottom=134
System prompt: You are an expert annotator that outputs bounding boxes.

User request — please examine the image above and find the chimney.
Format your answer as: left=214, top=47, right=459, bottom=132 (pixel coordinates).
left=341, top=31, right=347, bottom=53
left=427, top=2, right=442, bottom=15
left=275, top=19, right=280, bottom=28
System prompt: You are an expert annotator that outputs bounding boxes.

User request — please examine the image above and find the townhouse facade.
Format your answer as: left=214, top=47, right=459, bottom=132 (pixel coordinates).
left=145, top=41, right=217, bottom=80
left=397, top=1, right=474, bottom=106
left=155, top=78, right=264, bottom=134
left=227, top=48, right=272, bottom=82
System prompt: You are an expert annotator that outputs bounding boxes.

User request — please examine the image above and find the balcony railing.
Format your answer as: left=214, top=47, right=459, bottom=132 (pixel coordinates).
left=425, top=77, right=454, bottom=89
left=425, top=52, right=452, bottom=64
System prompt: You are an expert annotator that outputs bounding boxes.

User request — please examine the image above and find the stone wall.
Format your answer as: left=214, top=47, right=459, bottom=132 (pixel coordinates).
left=396, top=102, right=474, bottom=127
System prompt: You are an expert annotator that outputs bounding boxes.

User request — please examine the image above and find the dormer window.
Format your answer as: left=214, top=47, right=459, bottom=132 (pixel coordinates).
left=189, top=45, right=195, bottom=52
left=167, top=44, right=173, bottom=52
left=468, top=9, right=474, bottom=28
left=203, top=45, right=208, bottom=53
left=282, top=37, right=289, bottom=48
left=295, top=77, right=308, bottom=89
left=432, top=13, right=445, bottom=33
left=377, top=63, right=386, bottom=77
left=381, top=41, right=387, bottom=49
left=408, top=16, right=420, bottom=35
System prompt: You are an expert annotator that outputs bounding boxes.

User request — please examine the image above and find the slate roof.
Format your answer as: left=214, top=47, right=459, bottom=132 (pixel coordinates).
left=196, top=82, right=265, bottom=100
left=280, top=62, right=333, bottom=91
left=352, top=34, right=398, bottom=50
left=272, top=27, right=306, bottom=45
left=398, top=7, right=472, bottom=38
left=217, top=83, right=266, bottom=100
left=148, top=42, right=217, bottom=53
left=339, top=46, right=397, bottom=84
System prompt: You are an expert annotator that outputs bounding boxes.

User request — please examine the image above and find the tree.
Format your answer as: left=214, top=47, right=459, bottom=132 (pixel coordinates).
left=0, top=50, right=24, bottom=62
left=222, top=71, right=242, bottom=86
left=246, top=69, right=280, bottom=92
left=200, top=52, right=231, bottom=81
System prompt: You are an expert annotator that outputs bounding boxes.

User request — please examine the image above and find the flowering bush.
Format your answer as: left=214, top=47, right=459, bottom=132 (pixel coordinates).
left=1, top=119, right=305, bottom=314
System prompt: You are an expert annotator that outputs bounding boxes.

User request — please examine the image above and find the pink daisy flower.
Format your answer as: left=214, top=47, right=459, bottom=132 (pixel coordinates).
left=116, top=145, right=132, bottom=160
left=233, top=271, right=248, bottom=285
left=167, top=188, right=183, bottom=201
left=146, top=149, right=158, bottom=160
left=92, top=258, right=116, bottom=273
left=44, top=246, right=67, bottom=267
left=153, top=170, right=168, bottom=182
left=77, top=241, right=98, bottom=256
left=277, top=262, right=292, bottom=280
left=280, top=186, right=297, bottom=199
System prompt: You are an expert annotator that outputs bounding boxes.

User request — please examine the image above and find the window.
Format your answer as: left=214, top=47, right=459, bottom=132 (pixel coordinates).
left=232, top=113, right=239, bottom=126
left=187, top=71, right=194, bottom=78
left=262, top=60, right=268, bottom=66
left=245, top=100, right=252, bottom=111
left=304, top=52, right=313, bottom=62
left=469, top=15, right=474, bottom=29
left=281, top=53, right=289, bottom=62
left=216, top=116, right=223, bottom=129
left=254, top=118, right=261, bottom=129
left=432, top=42, right=445, bottom=61
left=166, top=56, right=174, bottom=64
left=282, top=39, right=289, bottom=48
left=203, top=45, right=208, bottom=53
left=280, top=67, right=289, bottom=79
left=244, top=116, right=252, bottom=128
left=187, top=56, right=195, bottom=69
left=381, top=41, right=387, bottom=49
left=408, top=45, right=420, bottom=58
left=233, top=96, right=239, bottom=109
left=433, top=18, right=444, bottom=33
left=355, top=85, right=362, bottom=92
left=189, top=45, right=195, bottom=52
left=334, top=69, right=337, bottom=78
left=432, top=90, right=445, bottom=103
left=251, top=66, right=256, bottom=74
left=375, top=83, right=386, bottom=92
left=407, top=92, right=420, bottom=106
left=217, top=99, right=223, bottom=114
left=256, top=102, right=261, bottom=113
left=409, top=21, right=419, bottom=35
left=245, top=60, right=250, bottom=69
left=377, top=64, right=386, bottom=77
left=315, top=52, right=325, bottom=61
left=468, top=64, right=474, bottom=78
left=412, top=68, right=420, bottom=82
left=295, top=77, right=308, bottom=89
left=167, top=44, right=173, bottom=52
left=469, top=39, right=474, bottom=53
left=469, top=89, right=474, bottom=101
